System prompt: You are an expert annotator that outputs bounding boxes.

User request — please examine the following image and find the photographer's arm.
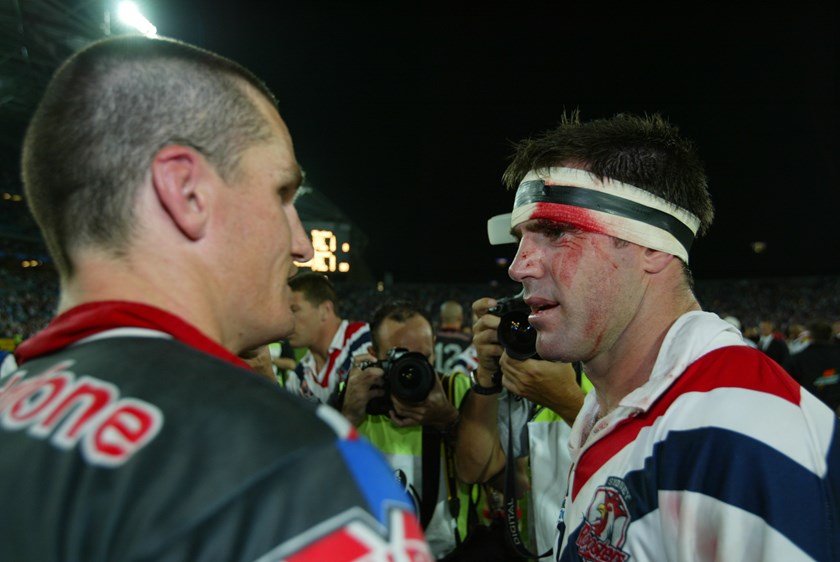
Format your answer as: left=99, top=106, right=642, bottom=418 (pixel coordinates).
left=454, top=298, right=507, bottom=484
left=340, top=353, right=385, bottom=427
left=500, top=356, right=585, bottom=426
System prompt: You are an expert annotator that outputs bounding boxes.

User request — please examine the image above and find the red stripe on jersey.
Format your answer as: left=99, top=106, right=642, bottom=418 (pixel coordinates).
left=320, top=322, right=369, bottom=388
left=572, top=345, right=801, bottom=499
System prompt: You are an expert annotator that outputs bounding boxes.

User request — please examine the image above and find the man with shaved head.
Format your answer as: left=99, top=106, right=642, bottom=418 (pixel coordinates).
left=1, top=34, right=429, bottom=561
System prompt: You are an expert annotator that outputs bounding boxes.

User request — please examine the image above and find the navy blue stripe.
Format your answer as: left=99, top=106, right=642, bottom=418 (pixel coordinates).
left=826, top=418, right=840, bottom=561
left=559, top=426, right=839, bottom=561
left=514, top=180, right=695, bottom=253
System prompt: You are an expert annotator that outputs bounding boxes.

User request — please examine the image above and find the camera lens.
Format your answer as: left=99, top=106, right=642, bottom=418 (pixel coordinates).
left=497, top=309, right=537, bottom=360
left=390, top=354, right=436, bottom=402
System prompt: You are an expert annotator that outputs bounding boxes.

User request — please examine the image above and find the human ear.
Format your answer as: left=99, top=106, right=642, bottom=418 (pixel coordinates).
left=151, top=145, right=209, bottom=240
left=642, top=247, right=675, bottom=274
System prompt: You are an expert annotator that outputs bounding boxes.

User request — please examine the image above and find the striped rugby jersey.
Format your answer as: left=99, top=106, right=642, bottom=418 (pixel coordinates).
left=286, top=320, right=371, bottom=404
left=557, top=311, right=839, bottom=562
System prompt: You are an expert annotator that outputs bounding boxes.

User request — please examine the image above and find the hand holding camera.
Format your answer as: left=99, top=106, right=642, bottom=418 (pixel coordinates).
left=340, top=352, right=386, bottom=426
left=487, top=291, right=538, bottom=361
left=362, top=347, right=437, bottom=417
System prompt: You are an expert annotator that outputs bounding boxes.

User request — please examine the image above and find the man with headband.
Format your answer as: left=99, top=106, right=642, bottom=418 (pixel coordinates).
left=486, top=112, right=839, bottom=561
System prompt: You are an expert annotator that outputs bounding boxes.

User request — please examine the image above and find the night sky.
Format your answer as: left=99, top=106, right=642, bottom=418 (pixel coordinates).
left=53, top=2, right=840, bottom=283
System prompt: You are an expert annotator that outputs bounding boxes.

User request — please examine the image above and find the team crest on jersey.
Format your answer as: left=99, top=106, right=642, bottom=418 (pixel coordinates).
left=576, top=477, right=632, bottom=562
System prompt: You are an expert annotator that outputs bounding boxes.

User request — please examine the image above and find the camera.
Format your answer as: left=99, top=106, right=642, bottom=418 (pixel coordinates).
left=362, top=347, right=437, bottom=416
left=488, top=291, right=538, bottom=360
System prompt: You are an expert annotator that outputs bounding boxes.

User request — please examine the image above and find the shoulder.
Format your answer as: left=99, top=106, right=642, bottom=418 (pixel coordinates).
left=674, top=345, right=801, bottom=404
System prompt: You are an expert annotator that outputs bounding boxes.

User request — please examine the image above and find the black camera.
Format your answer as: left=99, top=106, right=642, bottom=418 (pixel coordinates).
left=363, top=347, right=437, bottom=416
left=488, top=292, right=538, bottom=360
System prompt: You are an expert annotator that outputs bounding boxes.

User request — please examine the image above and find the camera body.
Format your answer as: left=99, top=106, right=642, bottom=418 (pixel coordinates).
left=489, top=292, right=539, bottom=360
left=363, top=347, right=437, bottom=416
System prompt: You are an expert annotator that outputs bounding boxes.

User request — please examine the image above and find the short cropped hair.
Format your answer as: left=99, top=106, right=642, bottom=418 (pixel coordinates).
left=502, top=111, right=715, bottom=236
left=370, top=300, right=433, bottom=354
left=288, top=272, right=339, bottom=309
left=22, top=34, right=278, bottom=277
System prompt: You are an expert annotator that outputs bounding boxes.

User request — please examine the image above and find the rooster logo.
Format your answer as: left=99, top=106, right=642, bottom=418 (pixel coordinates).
left=575, top=478, right=632, bottom=562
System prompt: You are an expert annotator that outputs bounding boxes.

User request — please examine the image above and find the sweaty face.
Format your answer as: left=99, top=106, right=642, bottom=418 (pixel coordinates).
left=375, top=316, right=435, bottom=365
left=214, top=90, right=314, bottom=351
left=508, top=219, right=645, bottom=363
left=286, top=291, right=321, bottom=349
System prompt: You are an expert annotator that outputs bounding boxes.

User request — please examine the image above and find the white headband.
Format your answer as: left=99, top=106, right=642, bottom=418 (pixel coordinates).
left=508, top=167, right=700, bottom=262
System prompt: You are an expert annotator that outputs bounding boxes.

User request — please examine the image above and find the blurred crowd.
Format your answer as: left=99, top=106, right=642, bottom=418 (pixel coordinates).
left=3, top=258, right=839, bottom=349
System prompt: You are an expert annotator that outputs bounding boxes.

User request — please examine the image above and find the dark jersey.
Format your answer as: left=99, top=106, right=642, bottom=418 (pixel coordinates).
left=0, top=304, right=430, bottom=561
left=434, top=329, right=472, bottom=374
left=785, top=342, right=840, bottom=411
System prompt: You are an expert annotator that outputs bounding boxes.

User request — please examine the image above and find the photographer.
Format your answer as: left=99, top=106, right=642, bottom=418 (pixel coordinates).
left=454, top=294, right=588, bottom=557
left=339, top=300, right=509, bottom=561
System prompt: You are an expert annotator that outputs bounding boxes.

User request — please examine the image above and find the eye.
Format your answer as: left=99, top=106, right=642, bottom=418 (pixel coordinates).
left=277, top=185, right=295, bottom=204
left=534, top=220, right=574, bottom=241
left=543, top=224, right=568, bottom=241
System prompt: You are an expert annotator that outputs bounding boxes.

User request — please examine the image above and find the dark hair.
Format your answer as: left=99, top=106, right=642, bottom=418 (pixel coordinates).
left=22, top=34, right=278, bottom=277
left=502, top=111, right=715, bottom=236
left=370, top=299, right=433, bottom=354
left=289, top=272, right=339, bottom=309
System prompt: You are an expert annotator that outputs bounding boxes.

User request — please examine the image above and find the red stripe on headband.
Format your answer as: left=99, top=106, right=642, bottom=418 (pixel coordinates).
left=528, top=203, right=611, bottom=236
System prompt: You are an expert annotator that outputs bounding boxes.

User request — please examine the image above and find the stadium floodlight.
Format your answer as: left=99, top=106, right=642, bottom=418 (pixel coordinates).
left=117, top=1, right=157, bottom=37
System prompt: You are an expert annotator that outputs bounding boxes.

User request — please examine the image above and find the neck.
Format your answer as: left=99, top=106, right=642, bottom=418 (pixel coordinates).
left=585, top=294, right=700, bottom=415
left=59, top=249, right=234, bottom=352
left=311, top=317, right=343, bottom=369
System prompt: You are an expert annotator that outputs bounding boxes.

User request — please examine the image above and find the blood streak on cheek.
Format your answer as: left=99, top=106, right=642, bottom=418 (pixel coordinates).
left=529, top=203, right=609, bottom=236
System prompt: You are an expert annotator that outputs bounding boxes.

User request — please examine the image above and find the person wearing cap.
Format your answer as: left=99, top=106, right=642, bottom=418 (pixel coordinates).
left=495, top=111, right=838, bottom=561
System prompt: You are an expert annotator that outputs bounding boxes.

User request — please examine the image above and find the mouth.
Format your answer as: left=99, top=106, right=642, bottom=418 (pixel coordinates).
left=524, top=297, right=558, bottom=317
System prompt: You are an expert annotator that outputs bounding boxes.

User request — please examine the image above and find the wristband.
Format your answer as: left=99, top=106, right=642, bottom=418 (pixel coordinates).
left=470, top=369, right=502, bottom=395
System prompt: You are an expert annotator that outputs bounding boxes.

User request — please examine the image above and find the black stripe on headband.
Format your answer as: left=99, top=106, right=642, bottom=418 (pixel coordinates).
left=514, top=179, right=695, bottom=252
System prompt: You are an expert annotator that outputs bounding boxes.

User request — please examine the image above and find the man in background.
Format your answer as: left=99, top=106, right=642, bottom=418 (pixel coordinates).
left=758, top=318, right=790, bottom=366
left=434, top=299, right=472, bottom=374
left=285, top=271, right=371, bottom=405
left=785, top=321, right=840, bottom=415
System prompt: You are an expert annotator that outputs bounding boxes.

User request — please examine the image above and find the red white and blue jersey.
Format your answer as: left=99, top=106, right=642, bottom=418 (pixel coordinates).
left=287, top=320, right=371, bottom=404
left=557, top=311, right=840, bottom=562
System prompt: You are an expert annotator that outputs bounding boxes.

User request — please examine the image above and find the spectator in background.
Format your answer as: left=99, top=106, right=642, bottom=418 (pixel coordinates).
left=0, top=34, right=428, bottom=561
left=434, top=299, right=472, bottom=374
left=339, top=300, right=506, bottom=560
left=285, top=271, right=372, bottom=406
left=721, top=314, right=758, bottom=348
left=758, top=318, right=791, bottom=366
left=788, top=323, right=811, bottom=354
left=785, top=321, right=840, bottom=415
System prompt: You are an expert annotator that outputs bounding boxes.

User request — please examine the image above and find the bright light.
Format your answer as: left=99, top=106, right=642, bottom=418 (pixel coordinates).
left=117, top=1, right=157, bottom=37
